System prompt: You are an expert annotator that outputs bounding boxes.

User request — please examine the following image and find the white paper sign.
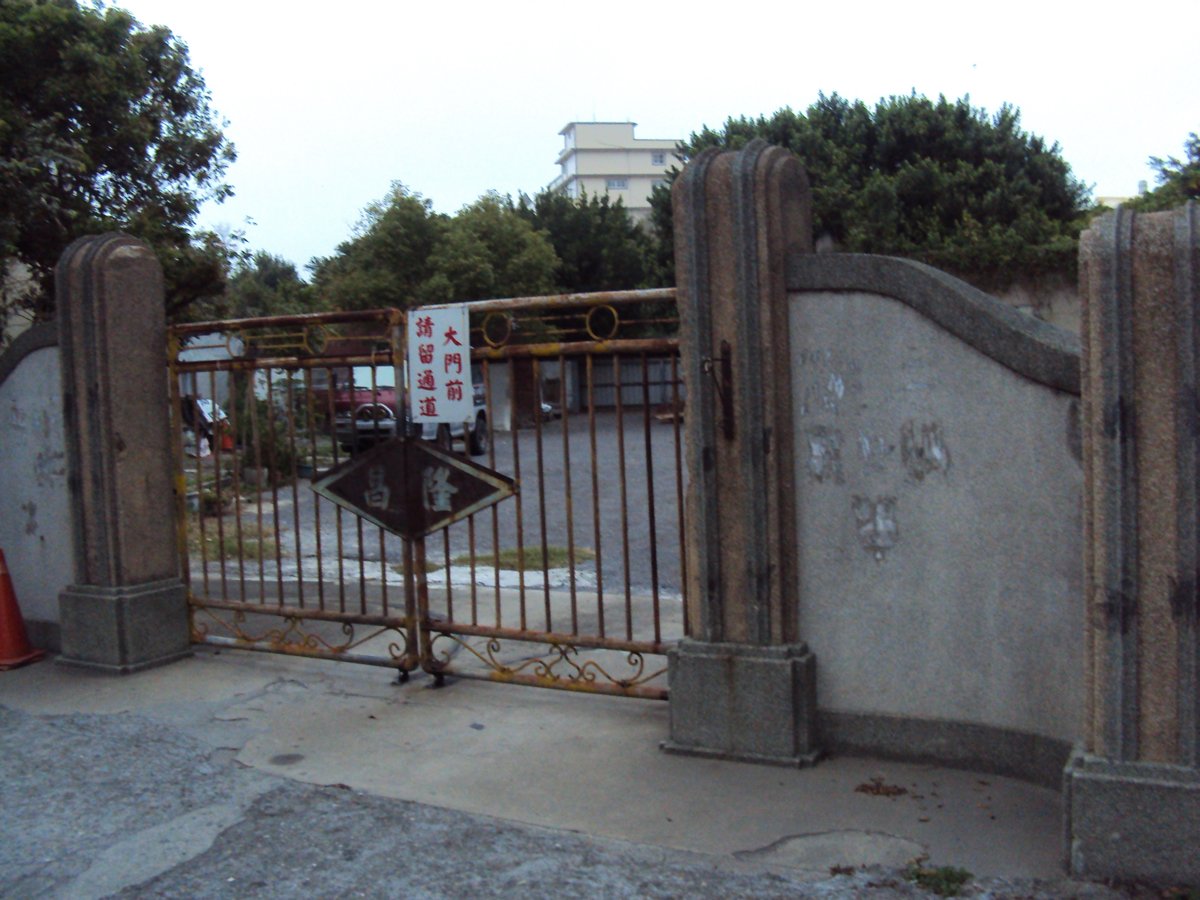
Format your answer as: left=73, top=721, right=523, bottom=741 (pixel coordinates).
left=407, top=304, right=474, bottom=425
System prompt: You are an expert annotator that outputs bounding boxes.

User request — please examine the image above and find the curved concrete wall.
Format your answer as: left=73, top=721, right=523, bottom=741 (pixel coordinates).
left=789, top=256, right=1083, bottom=785
left=0, top=324, right=70, bottom=648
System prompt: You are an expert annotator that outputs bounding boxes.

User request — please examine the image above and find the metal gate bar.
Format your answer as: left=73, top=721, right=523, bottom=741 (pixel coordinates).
left=168, top=291, right=685, bottom=697
left=418, top=290, right=685, bottom=698
left=170, top=309, right=419, bottom=672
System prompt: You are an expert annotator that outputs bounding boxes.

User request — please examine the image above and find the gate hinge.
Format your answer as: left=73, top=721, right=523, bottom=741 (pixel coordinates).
left=1169, top=575, right=1200, bottom=621
left=701, top=340, right=735, bottom=441
left=1098, top=587, right=1138, bottom=634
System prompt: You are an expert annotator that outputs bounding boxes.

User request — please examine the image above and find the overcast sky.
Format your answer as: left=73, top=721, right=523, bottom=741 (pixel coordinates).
left=116, top=0, right=1197, bottom=274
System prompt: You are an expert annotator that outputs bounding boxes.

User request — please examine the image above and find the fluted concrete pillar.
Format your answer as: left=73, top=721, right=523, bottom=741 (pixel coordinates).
left=663, top=140, right=820, bottom=765
left=1065, top=203, right=1200, bottom=883
left=56, top=234, right=189, bottom=672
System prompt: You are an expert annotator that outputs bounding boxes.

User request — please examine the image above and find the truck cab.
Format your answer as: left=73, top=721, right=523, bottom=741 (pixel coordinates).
left=332, top=365, right=488, bottom=456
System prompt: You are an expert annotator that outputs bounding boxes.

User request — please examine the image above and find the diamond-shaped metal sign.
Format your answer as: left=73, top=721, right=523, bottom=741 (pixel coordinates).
left=311, top=439, right=515, bottom=539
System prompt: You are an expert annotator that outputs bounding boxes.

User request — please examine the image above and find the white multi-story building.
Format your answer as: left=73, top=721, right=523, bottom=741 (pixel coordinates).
left=547, top=122, right=679, bottom=222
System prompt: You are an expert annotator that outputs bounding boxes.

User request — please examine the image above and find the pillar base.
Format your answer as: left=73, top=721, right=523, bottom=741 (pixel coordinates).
left=1064, top=750, right=1200, bottom=885
left=662, top=639, right=821, bottom=767
left=58, top=578, right=190, bottom=673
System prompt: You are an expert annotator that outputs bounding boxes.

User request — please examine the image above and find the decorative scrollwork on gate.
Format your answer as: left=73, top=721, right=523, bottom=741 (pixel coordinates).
left=190, top=605, right=414, bottom=669
left=425, top=631, right=667, bottom=694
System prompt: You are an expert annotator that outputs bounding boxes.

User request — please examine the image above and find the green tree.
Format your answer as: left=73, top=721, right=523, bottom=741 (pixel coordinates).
left=1128, top=132, right=1200, bottom=212
left=0, top=0, right=235, bottom=327
left=646, top=179, right=678, bottom=287
left=309, top=184, right=447, bottom=311
left=516, top=190, right=659, bottom=293
left=161, top=228, right=244, bottom=323
left=422, top=193, right=558, bottom=303
left=313, top=188, right=558, bottom=310
left=649, top=93, right=1090, bottom=288
left=226, top=251, right=316, bottom=319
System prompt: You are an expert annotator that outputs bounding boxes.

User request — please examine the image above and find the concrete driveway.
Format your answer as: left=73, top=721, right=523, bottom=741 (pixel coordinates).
left=0, top=649, right=1133, bottom=899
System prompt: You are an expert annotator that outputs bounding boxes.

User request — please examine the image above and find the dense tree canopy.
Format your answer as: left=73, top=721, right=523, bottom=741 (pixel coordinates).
left=516, top=190, right=661, bottom=293
left=650, top=93, right=1092, bottom=288
left=310, top=187, right=559, bottom=310
left=226, top=251, right=315, bottom=319
left=1128, top=131, right=1200, bottom=212
left=309, top=185, right=446, bottom=311
left=422, top=193, right=558, bottom=303
left=0, top=0, right=235, bottom=330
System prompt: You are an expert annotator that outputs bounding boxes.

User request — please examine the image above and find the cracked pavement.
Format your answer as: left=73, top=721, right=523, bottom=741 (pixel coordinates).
left=0, top=649, right=1139, bottom=898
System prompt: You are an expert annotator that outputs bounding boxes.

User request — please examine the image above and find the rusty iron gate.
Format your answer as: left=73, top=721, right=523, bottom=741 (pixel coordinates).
left=168, top=290, right=687, bottom=698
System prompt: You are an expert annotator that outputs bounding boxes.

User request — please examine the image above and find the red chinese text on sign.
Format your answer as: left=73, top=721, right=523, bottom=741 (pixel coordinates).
left=407, top=304, right=474, bottom=425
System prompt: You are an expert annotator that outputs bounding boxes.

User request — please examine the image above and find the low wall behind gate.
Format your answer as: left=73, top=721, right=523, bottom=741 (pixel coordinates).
left=789, top=255, right=1084, bottom=785
left=0, top=323, right=70, bottom=650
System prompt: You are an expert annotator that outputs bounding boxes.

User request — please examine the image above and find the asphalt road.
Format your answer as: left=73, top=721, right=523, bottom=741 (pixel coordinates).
left=471, top=407, right=688, bottom=596
left=188, top=410, right=687, bottom=641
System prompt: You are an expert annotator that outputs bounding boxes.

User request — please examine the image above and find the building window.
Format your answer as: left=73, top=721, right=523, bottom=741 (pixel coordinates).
left=651, top=152, right=666, bottom=166
left=605, top=178, right=629, bottom=190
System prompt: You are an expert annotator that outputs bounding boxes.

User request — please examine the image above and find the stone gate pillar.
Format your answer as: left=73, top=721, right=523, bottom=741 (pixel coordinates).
left=1065, top=203, right=1200, bottom=883
left=663, top=140, right=820, bottom=765
left=56, top=234, right=189, bottom=672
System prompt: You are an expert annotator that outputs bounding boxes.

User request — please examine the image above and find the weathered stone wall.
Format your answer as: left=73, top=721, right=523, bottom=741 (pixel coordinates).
left=666, top=141, right=1085, bottom=785
left=0, top=323, right=70, bottom=650
left=788, top=255, right=1084, bottom=785
left=666, top=141, right=1196, bottom=885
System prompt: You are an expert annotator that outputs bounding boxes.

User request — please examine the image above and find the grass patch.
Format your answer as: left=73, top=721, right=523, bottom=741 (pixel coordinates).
left=903, top=861, right=972, bottom=897
left=183, top=469, right=230, bottom=494
left=188, top=519, right=278, bottom=561
left=391, top=562, right=443, bottom=576
left=392, top=546, right=593, bottom=576
left=451, top=546, right=596, bottom=571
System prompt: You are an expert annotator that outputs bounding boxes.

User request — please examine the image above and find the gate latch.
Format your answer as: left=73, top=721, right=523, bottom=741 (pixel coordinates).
left=701, top=341, right=735, bottom=441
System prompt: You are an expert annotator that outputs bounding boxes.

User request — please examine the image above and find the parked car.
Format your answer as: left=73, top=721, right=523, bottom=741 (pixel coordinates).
left=331, top=365, right=488, bottom=455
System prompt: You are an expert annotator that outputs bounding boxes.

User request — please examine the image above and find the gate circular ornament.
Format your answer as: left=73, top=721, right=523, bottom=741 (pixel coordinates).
left=585, top=304, right=619, bottom=341
left=305, top=324, right=329, bottom=354
left=225, top=330, right=246, bottom=358
left=482, top=312, right=513, bottom=348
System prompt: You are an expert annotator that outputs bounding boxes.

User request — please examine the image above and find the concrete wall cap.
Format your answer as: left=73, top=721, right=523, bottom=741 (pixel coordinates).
left=0, top=320, right=58, bottom=386
left=788, top=254, right=1080, bottom=395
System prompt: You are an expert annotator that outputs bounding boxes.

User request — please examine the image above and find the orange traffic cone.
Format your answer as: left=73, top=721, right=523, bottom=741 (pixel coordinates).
left=0, top=548, right=45, bottom=670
